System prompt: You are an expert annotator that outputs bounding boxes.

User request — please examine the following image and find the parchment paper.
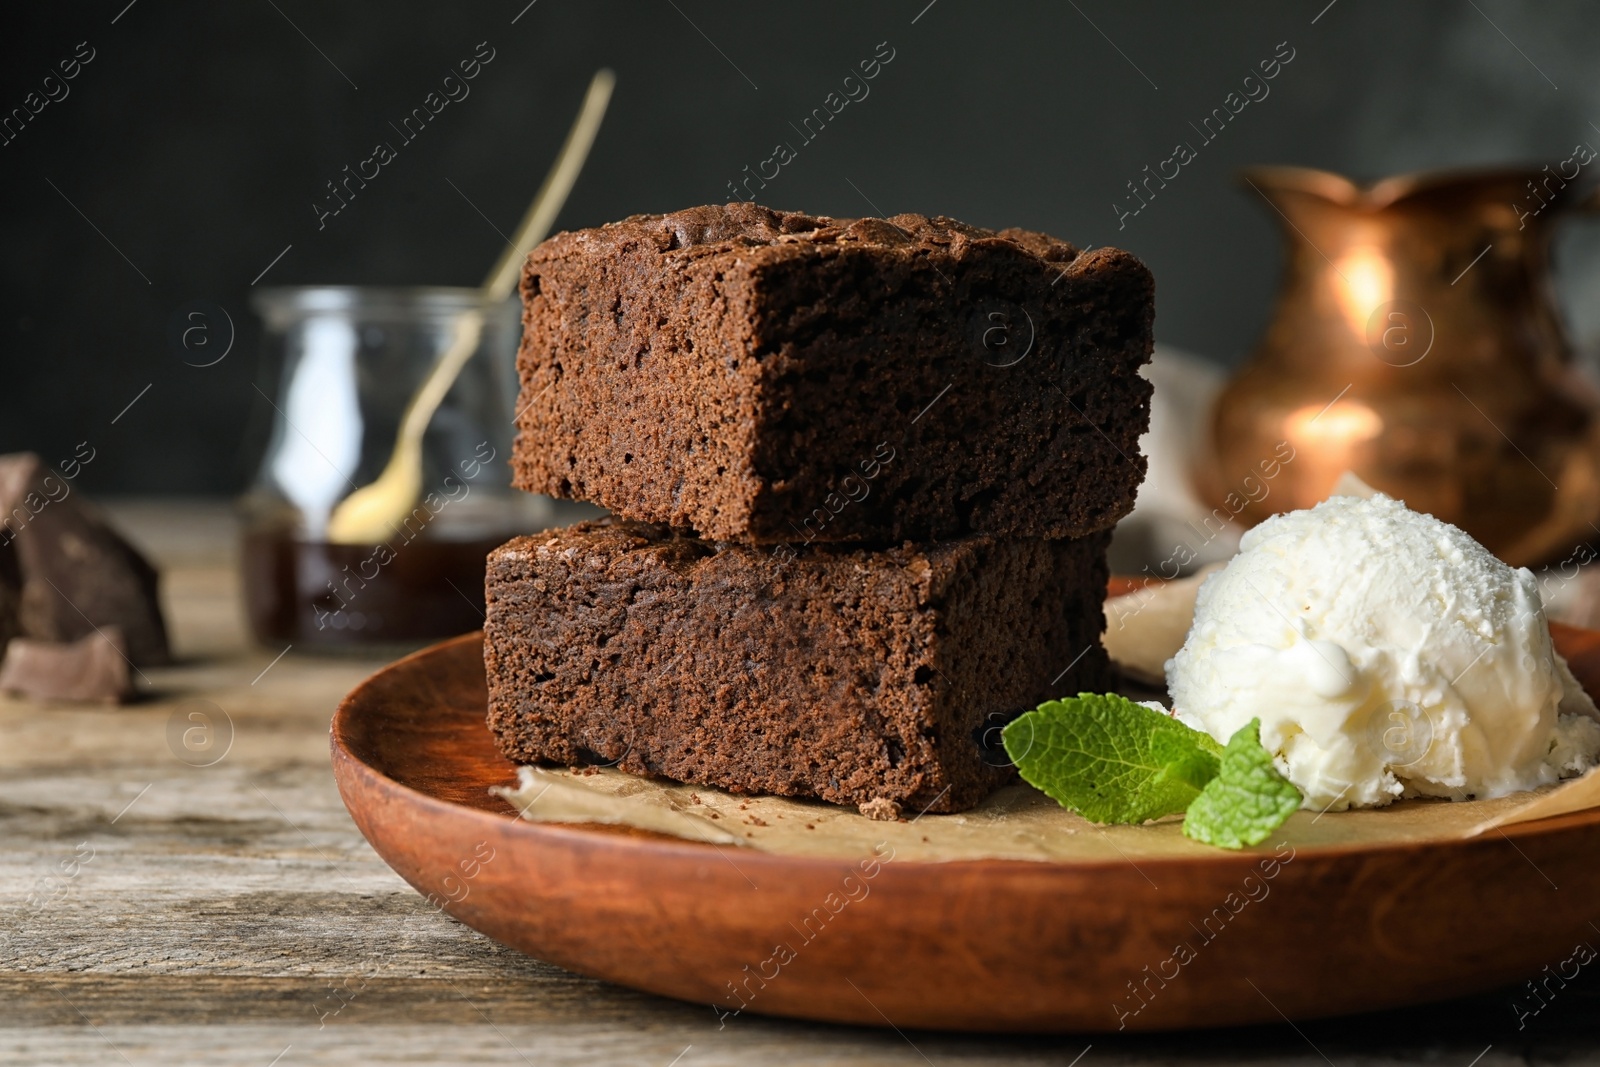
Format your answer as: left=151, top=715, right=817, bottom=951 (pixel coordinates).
left=495, top=764, right=1587, bottom=862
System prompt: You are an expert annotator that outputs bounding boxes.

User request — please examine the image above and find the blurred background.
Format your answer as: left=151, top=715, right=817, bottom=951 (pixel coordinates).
left=3, top=0, right=1599, bottom=495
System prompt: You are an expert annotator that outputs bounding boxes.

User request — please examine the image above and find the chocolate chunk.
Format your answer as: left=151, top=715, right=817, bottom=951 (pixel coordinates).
left=0, top=453, right=171, bottom=665
left=0, top=627, right=134, bottom=704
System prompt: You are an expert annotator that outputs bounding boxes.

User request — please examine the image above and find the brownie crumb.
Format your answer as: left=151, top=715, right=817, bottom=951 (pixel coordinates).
left=858, top=798, right=903, bottom=822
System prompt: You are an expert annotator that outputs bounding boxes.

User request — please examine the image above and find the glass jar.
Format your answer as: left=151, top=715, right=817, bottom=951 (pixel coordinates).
left=241, top=286, right=596, bottom=651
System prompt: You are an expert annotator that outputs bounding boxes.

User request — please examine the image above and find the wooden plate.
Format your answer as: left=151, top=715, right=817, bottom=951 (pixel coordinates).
left=330, top=619, right=1600, bottom=1033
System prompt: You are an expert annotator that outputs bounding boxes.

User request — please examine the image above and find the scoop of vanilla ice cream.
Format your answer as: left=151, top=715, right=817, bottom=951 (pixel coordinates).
left=1167, top=493, right=1600, bottom=811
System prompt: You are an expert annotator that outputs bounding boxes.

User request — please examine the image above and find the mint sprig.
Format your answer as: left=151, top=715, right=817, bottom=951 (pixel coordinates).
left=1001, top=693, right=1223, bottom=825
left=1000, top=694, right=1301, bottom=850
left=1182, top=719, right=1303, bottom=849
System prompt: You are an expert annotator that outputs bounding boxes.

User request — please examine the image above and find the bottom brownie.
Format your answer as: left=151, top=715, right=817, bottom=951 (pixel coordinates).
left=484, top=520, right=1110, bottom=815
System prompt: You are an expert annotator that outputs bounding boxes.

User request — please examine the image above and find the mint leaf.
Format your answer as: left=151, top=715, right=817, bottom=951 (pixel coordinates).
left=1182, top=719, right=1302, bottom=849
left=1001, top=693, right=1224, bottom=824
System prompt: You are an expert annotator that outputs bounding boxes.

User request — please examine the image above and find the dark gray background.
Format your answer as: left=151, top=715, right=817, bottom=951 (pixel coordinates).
left=3, top=0, right=1599, bottom=493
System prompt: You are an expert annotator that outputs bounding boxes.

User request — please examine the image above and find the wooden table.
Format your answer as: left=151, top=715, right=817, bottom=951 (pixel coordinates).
left=4, top=501, right=1600, bottom=1066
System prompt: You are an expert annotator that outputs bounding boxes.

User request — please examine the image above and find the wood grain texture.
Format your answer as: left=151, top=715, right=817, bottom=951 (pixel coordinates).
left=6, top=503, right=1600, bottom=1063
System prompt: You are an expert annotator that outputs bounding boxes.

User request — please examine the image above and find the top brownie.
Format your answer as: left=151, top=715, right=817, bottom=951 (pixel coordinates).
left=511, top=203, right=1153, bottom=544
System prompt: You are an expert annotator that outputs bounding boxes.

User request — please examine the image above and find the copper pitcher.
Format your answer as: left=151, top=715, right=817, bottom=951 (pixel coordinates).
left=1198, top=163, right=1600, bottom=566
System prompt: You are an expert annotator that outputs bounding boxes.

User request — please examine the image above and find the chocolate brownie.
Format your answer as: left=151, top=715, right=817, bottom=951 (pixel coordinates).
left=511, top=203, right=1153, bottom=543
left=484, top=520, right=1111, bottom=815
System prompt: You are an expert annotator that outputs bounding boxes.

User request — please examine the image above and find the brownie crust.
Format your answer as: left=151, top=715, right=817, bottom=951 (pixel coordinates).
left=483, top=520, right=1110, bottom=814
left=511, top=203, right=1153, bottom=544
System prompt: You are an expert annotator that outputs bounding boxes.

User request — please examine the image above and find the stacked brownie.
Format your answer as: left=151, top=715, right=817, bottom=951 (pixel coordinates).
left=485, top=203, right=1153, bottom=817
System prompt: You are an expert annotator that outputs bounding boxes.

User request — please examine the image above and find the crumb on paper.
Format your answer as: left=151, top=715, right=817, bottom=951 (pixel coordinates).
left=492, top=764, right=1595, bottom=861
left=858, top=797, right=902, bottom=821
